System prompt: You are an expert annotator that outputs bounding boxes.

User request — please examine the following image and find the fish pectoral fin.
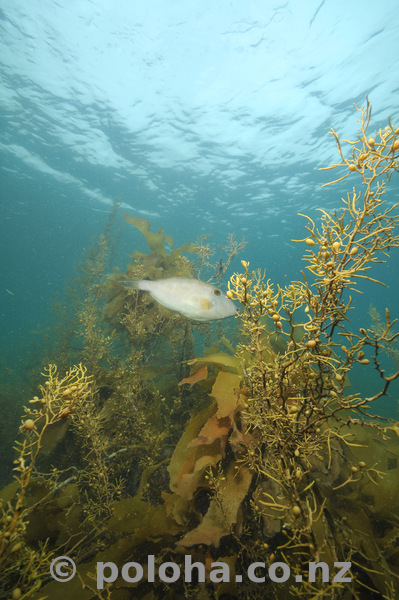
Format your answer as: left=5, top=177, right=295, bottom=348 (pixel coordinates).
left=200, top=297, right=213, bottom=310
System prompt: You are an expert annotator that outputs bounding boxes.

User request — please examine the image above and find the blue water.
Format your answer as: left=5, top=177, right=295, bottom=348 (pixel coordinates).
left=1, top=1, right=399, bottom=409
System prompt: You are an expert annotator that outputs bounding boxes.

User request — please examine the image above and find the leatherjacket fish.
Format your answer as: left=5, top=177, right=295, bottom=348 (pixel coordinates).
left=121, top=276, right=237, bottom=321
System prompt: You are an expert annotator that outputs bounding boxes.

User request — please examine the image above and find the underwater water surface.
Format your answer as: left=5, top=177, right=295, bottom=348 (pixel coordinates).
left=1, top=2, right=399, bottom=599
left=0, top=1, right=398, bottom=350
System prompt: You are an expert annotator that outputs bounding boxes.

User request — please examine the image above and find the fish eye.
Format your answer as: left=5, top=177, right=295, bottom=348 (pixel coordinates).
left=213, top=288, right=222, bottom=296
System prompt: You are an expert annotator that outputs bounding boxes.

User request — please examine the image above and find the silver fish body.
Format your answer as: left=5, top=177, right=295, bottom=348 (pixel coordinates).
left=121, top=276, right=237, bottom=321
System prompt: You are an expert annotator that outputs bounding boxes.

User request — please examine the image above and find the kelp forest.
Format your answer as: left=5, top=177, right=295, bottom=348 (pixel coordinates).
left=1, top=100, right=399, bottom=600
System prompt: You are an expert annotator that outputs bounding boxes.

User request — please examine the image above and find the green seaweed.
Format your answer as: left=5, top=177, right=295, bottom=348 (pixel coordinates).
left=124, top=212, right=175, bottom=255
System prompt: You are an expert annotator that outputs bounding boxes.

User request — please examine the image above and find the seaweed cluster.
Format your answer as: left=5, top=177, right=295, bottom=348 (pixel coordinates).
left=1, top=101, right=399, bottom=600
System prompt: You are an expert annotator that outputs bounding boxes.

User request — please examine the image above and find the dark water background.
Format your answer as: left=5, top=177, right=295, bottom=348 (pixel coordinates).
left=1, top=1, right=399, bottom=422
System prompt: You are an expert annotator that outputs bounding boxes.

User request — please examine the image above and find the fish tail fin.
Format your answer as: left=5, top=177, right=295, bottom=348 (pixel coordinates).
left=120, top=279, right=141, bottom=290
